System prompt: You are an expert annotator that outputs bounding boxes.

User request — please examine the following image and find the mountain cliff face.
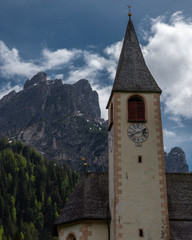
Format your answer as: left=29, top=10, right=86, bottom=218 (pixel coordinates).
left=0, top=72, right=189, bottom=173
left=0, top=72, right=108, bottom=171
left=165, top=147, right=189, bottom=173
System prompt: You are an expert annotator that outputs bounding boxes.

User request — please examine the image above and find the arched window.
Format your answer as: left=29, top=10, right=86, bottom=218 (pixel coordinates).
left=128, top=96, right=145, bottom=121
left=66, top=233, right=76, bottom=240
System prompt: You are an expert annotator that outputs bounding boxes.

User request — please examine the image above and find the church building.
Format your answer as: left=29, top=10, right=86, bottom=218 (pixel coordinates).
left=54, top=11, right=192, bottom=240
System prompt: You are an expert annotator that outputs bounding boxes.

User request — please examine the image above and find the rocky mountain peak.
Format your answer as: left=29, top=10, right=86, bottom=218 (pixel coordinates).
left=0, top=73, right=101, bottom=130
left=0, top=72, right=190, bottom=173
left=165, top=147, right=189, bottom=173
left=0, top=73, right=105, bottom=171
left=170, top=147, right=184, bottom=154
left=73, top=79, right=92, bottom=90
left=0, top=90, right=16, bottom=108
left=24, top=72, right=48, bottom=89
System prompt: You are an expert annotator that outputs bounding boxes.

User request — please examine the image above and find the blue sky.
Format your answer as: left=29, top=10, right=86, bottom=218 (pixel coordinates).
left=0, top=0, right=192, bottom=169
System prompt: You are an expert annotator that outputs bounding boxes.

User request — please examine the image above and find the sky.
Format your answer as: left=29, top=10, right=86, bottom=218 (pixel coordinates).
left=0, top=0, right=192, bottom=169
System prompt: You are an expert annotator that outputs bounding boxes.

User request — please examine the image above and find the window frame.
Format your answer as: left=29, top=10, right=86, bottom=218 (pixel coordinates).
left=128, top=95, right=146, bottom=122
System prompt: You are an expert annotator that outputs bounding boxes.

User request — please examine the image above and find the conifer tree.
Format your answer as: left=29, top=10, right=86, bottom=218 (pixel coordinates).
left=0, top=137, right=80, bottom=239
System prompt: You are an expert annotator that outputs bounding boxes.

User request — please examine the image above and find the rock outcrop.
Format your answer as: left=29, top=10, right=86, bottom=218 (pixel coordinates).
left=165, top=147, right=189, bottom=173
left=0, top=72, right=107, bottom=171
left=0, top=72, right=189, bottom=173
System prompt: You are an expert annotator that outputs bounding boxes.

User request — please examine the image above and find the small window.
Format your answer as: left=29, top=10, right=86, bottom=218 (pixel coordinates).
left=138, top=156, right=142, bottom=163
left=128, top=96, right=145, bottom=121
left=139, top=229, right=144, bottom=237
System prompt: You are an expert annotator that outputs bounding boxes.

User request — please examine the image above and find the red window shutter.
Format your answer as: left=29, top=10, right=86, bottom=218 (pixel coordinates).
left=128, top=99, right=145, bottom=121
left=128, top=101, right=137, bottom=120
left=137, top=102, right=145, bottom=120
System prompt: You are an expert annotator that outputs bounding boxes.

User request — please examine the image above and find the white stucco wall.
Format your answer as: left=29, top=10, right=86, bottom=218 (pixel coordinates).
left=108, top=92, right=169, bottom=240
left=58, top=221, right=108, bottom=240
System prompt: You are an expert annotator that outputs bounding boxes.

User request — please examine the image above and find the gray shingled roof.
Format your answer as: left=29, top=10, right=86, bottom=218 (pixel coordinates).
left=113, top=17, right=161, bottom=93
left=54, top=172, right=110, bottom=226
left=55, top=173, right=192, bottom=239
left=166, top=173, right=192, bottom=240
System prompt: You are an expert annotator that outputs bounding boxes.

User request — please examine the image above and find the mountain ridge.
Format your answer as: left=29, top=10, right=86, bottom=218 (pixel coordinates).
left=0, top=72, right=189, bottom=173
left=165, top=147, right=189, bottom=173
left=0, top=72, right=108, bottom=171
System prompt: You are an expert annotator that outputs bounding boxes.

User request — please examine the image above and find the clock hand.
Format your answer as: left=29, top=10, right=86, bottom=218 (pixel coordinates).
left=134, top=130, right=142, bottom=134
left=130, top=130, right=142, bottom=136
left=142, top=129, right=147, bottom=134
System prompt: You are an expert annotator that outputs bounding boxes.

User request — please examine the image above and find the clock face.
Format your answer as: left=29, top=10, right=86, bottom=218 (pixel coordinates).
left=128, top=123, right=149, bottom=143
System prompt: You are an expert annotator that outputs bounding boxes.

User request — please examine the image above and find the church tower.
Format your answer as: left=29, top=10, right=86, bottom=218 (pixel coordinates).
left=107, top=12, right=170, bottom=240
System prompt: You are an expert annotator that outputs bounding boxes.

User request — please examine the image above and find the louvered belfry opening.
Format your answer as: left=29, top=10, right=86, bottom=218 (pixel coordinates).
left=128, top=96, right=145, bottom=121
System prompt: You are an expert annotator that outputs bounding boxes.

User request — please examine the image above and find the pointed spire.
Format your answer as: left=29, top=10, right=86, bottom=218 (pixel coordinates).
left=112, top=17, right=161, bottom=93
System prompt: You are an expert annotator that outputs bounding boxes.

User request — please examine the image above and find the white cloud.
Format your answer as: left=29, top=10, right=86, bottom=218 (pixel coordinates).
left=0, top=42, right=82, bottom=79
left=143, top=12, right=192, bottom=119
left=0, top=40, right=118, bottom=85
left=53, top=74, right=64, bottom=79
left=65, top=49, right=117, bottom=85
left=42, top=48, right=82, bottom=69
left=1, top=12, right=192, bottom=121
left=65, top=52, right=104, bottom=84
left=0, top=41, right=119, bottom=118
left=168, top=115, right=184, bottom=127
left=104, top=40, right=122, bottom=60
left=0, top=83, right=22, bottom=100
left=0, top=41, right=42, bottom=78
left=163, top=129, right=176, bottom=137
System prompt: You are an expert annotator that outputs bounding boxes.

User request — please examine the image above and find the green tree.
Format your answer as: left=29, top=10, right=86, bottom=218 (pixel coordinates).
left=0, top=138, right=80, bottom=240
left=0, top=225, right=4, bottom=240
left=23, top=223, right=39, bottom=240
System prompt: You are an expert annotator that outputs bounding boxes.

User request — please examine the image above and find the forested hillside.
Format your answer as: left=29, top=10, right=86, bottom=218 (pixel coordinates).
left=0, top=137, right=80, bottom=240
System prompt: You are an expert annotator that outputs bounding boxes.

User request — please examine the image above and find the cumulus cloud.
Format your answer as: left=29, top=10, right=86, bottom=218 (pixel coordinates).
left=65, top=49, right=118, bottom=84
left=168, top=115, right=184, bottom=127
left=163, top=129, right=176, bottom=137
left=143, top=11, right=192, bottom=119
left=0, top=42, right=82, bottom=79
left=0, top=41, right=120, bottom=118
left=0, top=41, right=42, bottom=78
left=53, top=74, right=64, bottom=79
left=104, top=40, right=122, bottom=60
left=0, top=40, right=119, bottom=83
left=1, top=11, right=192, bottom=120
left=42, top=48, right=82, bottom=69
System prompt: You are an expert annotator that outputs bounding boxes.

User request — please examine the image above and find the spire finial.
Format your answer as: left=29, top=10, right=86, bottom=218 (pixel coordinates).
left=128, top=5, right=132, bottom=17
left=82, top=157, right=87, bottom=173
